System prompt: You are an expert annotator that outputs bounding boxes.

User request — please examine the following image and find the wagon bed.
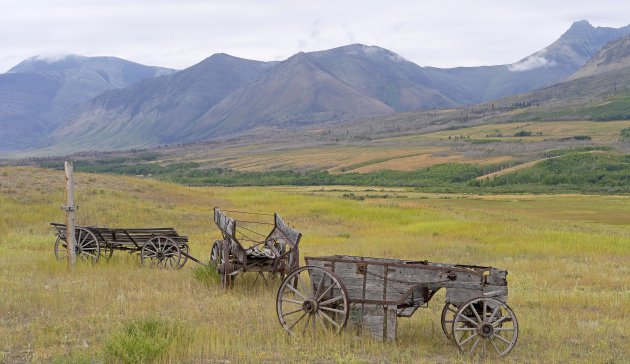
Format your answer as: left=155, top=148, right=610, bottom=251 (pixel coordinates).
left=50, top=222, right=189, bottom=268
left=276, top=254, right=518, bottom=357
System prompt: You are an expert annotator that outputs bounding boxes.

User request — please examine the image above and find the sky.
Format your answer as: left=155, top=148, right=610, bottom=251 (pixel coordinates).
left=2, top=0, right=630, bottom=73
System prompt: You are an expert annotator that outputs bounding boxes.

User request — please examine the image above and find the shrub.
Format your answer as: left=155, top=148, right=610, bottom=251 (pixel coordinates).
left=104, top=318, right=182, bottom=364
left=192, top=264, right=220, bottom=287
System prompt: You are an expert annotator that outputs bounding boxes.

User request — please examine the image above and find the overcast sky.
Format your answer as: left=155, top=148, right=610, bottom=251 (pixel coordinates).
left=2, top=0, right=629, bottom=73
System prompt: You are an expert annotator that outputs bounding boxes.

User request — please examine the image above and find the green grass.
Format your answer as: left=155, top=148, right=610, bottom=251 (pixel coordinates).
left=39, top=151, right=630, bottom=193
left=0, top=167, right=628, bottom=362
left=476, top=152, right=630, bottom=192
left=104, top=318, right=185, bottom=364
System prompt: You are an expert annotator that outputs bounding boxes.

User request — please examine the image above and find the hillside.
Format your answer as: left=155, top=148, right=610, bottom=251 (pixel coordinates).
left=423, top=20, right=630, bottom=102
left=491, top=32, right=630, bottom=122
left=47, top=54, right=272, bottom=151
left=0, top=55, right=173, bottom=152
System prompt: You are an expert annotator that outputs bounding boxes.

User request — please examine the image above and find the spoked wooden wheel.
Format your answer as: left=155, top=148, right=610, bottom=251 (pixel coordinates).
left=452, top=297, right=518, bottom=357
left=59, top=228, right=100, bottom=263
left=178, top=244, right=189, bottom=269
left=441, top=302, right=458, bottom=340
left=210, top=241, right=221, bottom=267
left=140, top=236, right=181, bottom=269
left=54, top=233, right=68, bottom=261
left=276, top=266, right=349, bottom=337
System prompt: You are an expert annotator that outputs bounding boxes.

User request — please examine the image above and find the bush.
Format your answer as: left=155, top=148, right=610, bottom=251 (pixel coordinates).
left=514, top=130, right=532, bottom=137
left=104, top=318, right=182, bottom=364
left=192, top=264, right=220, bottom=287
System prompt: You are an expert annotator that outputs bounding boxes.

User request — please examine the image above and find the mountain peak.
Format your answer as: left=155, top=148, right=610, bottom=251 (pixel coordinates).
left=8, top=54, right=86, bottom=73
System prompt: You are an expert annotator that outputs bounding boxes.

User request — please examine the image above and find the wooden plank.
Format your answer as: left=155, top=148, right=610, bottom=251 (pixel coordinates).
left=347, top=304, right=397, bottom=341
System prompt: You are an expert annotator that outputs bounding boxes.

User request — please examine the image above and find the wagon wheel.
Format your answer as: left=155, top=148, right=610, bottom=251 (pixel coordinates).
left=140, top=236, right=181, bottom=269
left=210, top=241, right=221, bottom=267
left=56, top=228, right=100, bottom=263
left=276, top=266, right=350, bottom=337
left=178, top=244, right=189, bottom=269
left=441, top=302, right=458, bottom=340
left=217, top=240, right=235, bottom=288
left=54, top=230, right=68, bottom=260
left=452, top=297, right=518, bottom=357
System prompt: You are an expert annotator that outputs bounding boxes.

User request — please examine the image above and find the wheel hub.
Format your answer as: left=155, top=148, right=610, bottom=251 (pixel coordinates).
left=478, top=322, right=494, bottom=338
left=302, top=299, right=318, bottom=314
left=157, top=252, right=165, bottom=259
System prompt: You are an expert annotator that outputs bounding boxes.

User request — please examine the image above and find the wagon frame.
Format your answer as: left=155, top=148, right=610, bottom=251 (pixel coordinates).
left=212, top=208, right=301, bottom=288
left=276, top=255, right=518, bottom=357
left=51, top=222, right=190, bottom=268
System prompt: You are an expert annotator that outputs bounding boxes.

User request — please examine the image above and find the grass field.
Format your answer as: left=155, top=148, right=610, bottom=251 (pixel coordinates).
left=386, top=120, right=630, bottom=143
left=0, top=167, right=628, bottom=363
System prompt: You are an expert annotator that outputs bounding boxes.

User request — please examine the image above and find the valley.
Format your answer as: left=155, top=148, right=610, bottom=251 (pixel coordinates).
left=0, top=166, right=627, bottom=362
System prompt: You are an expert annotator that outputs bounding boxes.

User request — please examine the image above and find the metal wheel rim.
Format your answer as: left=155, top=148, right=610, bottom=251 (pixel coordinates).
left=441, top=302, right=458, bottom=340
left=452, top=297, right=518, bottom=357
left=140, top=237, right=181, bottom=269
left=75, top=228, right=100, bottom=263
left=276, top=266, right=350, bottom=337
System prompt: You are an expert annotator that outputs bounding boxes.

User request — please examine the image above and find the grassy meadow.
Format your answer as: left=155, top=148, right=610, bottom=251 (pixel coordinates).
left=0, top=166, right=628, bottom=363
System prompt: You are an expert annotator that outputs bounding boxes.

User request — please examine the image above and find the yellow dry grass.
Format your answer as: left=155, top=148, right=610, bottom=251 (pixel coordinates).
left=0, top=167, right=628, bottom=363
left=413, top=120, right=630, bottom=143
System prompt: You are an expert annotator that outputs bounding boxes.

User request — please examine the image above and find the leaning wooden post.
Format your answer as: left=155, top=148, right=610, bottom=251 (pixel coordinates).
left=64, top=161, right=77, bottom=267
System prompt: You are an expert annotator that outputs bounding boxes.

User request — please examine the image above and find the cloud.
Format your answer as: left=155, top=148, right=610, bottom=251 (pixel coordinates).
left=508, top=51, right=556, bottom=72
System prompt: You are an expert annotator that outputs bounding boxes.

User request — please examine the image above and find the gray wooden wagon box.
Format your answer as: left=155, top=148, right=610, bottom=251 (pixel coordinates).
left=276, top=254, right=518, bottom=357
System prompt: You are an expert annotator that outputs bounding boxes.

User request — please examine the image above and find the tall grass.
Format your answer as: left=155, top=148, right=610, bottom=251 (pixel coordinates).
left=0, top=167, right=628, bottom=362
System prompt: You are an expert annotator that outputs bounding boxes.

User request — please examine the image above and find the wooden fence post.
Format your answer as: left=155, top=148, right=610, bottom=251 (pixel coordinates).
left=64, top=161, right=77, bottom=267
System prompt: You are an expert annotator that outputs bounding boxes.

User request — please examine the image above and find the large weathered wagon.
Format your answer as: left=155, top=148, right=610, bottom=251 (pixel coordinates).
left=276, top=255, right=518, bottom=357
left=51, top=222, right=189, bottom=268
left=212, top=208, right=301, bottom=288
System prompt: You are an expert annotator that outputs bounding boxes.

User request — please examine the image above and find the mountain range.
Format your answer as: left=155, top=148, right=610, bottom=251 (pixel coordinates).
left=0, top=55, right=173, bottom=151
left=2, top=20, right=630, bottom=154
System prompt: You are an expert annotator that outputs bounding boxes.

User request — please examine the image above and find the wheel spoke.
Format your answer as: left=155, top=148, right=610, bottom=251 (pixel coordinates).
left=495, top=327, right=515, bottom=332
left=455, top=327, right=476, bottom=331
left=314, top=273, right=325, bottom=299
left=469, top=336, right=481, bottom=354
left=492, top=315, right=511, bottom=327
left=319, top=306, right=345, bottom=314
left=319, top=295, right=344, bottom=307
left=285, top=283, right=308, bottom=301
left=281, top=307, right=304, bottom=317
left=488, top=305, right=500, bottom=322
left=494, top=333, right=512, bottom=345
left=287, top=311, right=308, bottom=331
left=301, top=314, right=311, bottom=336
left=460, top=314, right=479, bottom=326
left=470, top=304, right=482, bottom=323
left=317, top=280, right=336, bottom=301
left=316, top=312, right=329, bottom=332
left=297, top=274, right=313, bottom=298
left=281, top=297, right=304, bottom=305
left=459, top=332, right=478, bottom=346
left=317, top=310, right=341, bottom=329
left=491, top=337, right=502, bottom=355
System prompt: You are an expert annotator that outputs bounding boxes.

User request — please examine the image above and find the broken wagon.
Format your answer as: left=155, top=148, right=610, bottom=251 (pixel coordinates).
left=51, top=222, right=190, bottom=268
left=211, top=208, right=301, bottom=288
left=276, top=255, right=518, bottom=357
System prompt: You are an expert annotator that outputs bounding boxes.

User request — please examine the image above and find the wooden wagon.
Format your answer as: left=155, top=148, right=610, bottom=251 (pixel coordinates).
left=51, top=222, right=189, bottom=268
left=276, top=255, right=518, bottom=357
left=211, top=208, right=301, bottom=288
